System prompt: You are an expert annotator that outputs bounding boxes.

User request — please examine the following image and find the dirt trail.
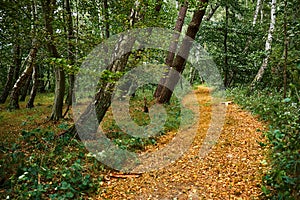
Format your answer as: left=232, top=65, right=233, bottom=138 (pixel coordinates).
left=97, top=86, right=268, bottom=199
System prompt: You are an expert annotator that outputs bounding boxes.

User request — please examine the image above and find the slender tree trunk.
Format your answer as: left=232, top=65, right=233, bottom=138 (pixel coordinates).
left=154, top=1, right=188, bottom=98
left=204, top=3, right=219, bottom=21
left=103, top=0, right=110, bottom=39
left=251, top=0, right=276, bottom=87
left=156, top=0, right=208, bottom=104
left=19, top=75, right=32, bottom=102
left=223, top=5, right=229, bottom=87
left=65, top=0, right=75, bottom=107
left=26, top=63, right=38, bottom=108
left=243, top=0, right=263, bottom=53
left=9, top=40, right=38, bottom=109
left=189, top=66, right=196, bottom=85
left=260, top=0, right=264, bottom=23
left=42, top=0, right=66, bottom=120
left=253, top=0, right=263, bottom=26
left=0, top=45, right=20, bottom=104
left=283, top=0, right=288, bottom=98
left=38, top=66, right=46, bottom=93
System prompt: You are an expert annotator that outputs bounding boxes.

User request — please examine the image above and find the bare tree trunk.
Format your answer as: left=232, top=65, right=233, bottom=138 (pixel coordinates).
left=253, top=0, right=263, bottom=26
left=251, top=0, right=276, bottom=87
left=26, top=63, right=38, bottom=108
left=223, top=5, right=229, bottom=87
left=243, top=0, right=263, bottom=53
left=283, top=0, right=288, bottom=98
left=0, top=45, right=20, bottom=104
left=154, top=1, right=188, bottom=98
left=260, top=0, right=264, bottom=23
left=103, top=0, right=110, bottom=39
left=19, top=75, right=32, bottom=102
left=204, top=3, right=220, bottom=21
left=42, top=0, right=66, bottom=120
left=156, top=0, right=208, bottom=104
left=189, top=66, right=196, bottom=85
left=65, top=0, right=75, bottom=107
left=9, top=40, right=38, bottom=109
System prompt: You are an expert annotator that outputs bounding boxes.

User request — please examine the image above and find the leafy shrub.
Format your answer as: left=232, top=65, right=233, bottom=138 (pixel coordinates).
left=228, top=87, right=300, bottom=199
left=0, top=128, right=103, bottom=199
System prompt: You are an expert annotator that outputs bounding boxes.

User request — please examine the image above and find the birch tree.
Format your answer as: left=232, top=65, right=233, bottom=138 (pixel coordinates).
left=251, top=0, right=276, bottom=87
left=243, top=0, right=263, bottom=53
left=9, top=40, right=39, bottom=109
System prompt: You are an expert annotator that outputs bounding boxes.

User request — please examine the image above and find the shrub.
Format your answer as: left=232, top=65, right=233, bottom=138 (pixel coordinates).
left=228, top=87, right=300, bottom=199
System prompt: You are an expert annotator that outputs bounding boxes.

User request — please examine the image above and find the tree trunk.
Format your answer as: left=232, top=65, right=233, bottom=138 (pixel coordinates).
left=42, top=0, right=66, bottom=120
left=283, top=0, right=288, bottom=98
left=19, top=75, right=32, bottom=102
left=9, top=40, right=38, bottom=109
left=103, top=0, right=110, bottom=39
left=0, top=45, right=21, bottom=104
left=66, top=0, right=163, bottom=137
left=253, top=0, right=263, bottom=26
left=189, top=66, right=196, bottom=85
left=223, top=5, right=229, bottom=87
left=243, top=0, right=263, bottom=53
left=65, top=0, right=75, bottom=107
left=26, top=63, right=38, bottom=108
left=251, top=0, right=276, bottom=87
left=68, top=34, right=135, bottom=137
left=51, top=66, right=65, bottom=120
left=154, top=1, right=188, bottom=98
left=204, top=3, right=220, bottom=21
left=156, top=0, right=208, bottom=104
left=260, top=0, right=264, bottom=23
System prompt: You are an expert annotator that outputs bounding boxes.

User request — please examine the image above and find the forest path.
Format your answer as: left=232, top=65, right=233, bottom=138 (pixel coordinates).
left=97, top=86, right=268, bottom=199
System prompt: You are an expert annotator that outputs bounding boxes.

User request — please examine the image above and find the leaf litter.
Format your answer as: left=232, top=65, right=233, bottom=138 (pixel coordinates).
left=96, top=86, right=268, bottom=199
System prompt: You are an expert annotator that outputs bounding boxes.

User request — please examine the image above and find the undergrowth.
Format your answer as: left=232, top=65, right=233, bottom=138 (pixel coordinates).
left=228, top=86, right=300, bottom=199
left=0, top=85, right=188, bottom=199
left=0, top=126, right=104, bottom=199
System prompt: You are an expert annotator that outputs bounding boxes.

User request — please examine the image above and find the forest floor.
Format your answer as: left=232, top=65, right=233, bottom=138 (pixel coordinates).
left=96, top=86, right=269, bottom=199
left=0, top=86, right=269, bottom=199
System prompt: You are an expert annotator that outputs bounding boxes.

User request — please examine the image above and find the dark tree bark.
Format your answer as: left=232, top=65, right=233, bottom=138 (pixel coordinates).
left=223, top=5, right=229, bottom=87
left=65, top=0, right=75, bottom=107
left=19, top=75, right=32, bottom=102
left=154, top=1, right=188, bottom=98
left=26, top=63, right=38, bottom=108
left=283, top=0, right=288, bottom=98
left=156, top=0, right=208, bottom=104
left=0, top=45, right=21, bottom=104
left=42, top=0, right=66, bottom=120
left=103, top=0, right=110, bottom=39
left=204, top=3, right=220, bottom=21
left=9, top=40, right=38, bottom=109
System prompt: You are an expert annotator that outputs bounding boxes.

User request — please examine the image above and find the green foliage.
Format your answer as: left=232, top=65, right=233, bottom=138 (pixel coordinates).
left=228, top=87, right=300, bottom=199
left=101, top=85, right=185, bottom=151
left=0, top=128, right=104, bottom=199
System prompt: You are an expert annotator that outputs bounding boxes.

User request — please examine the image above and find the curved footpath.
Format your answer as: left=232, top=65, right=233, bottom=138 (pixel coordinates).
left=96, top=86, right=268, bottom=199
